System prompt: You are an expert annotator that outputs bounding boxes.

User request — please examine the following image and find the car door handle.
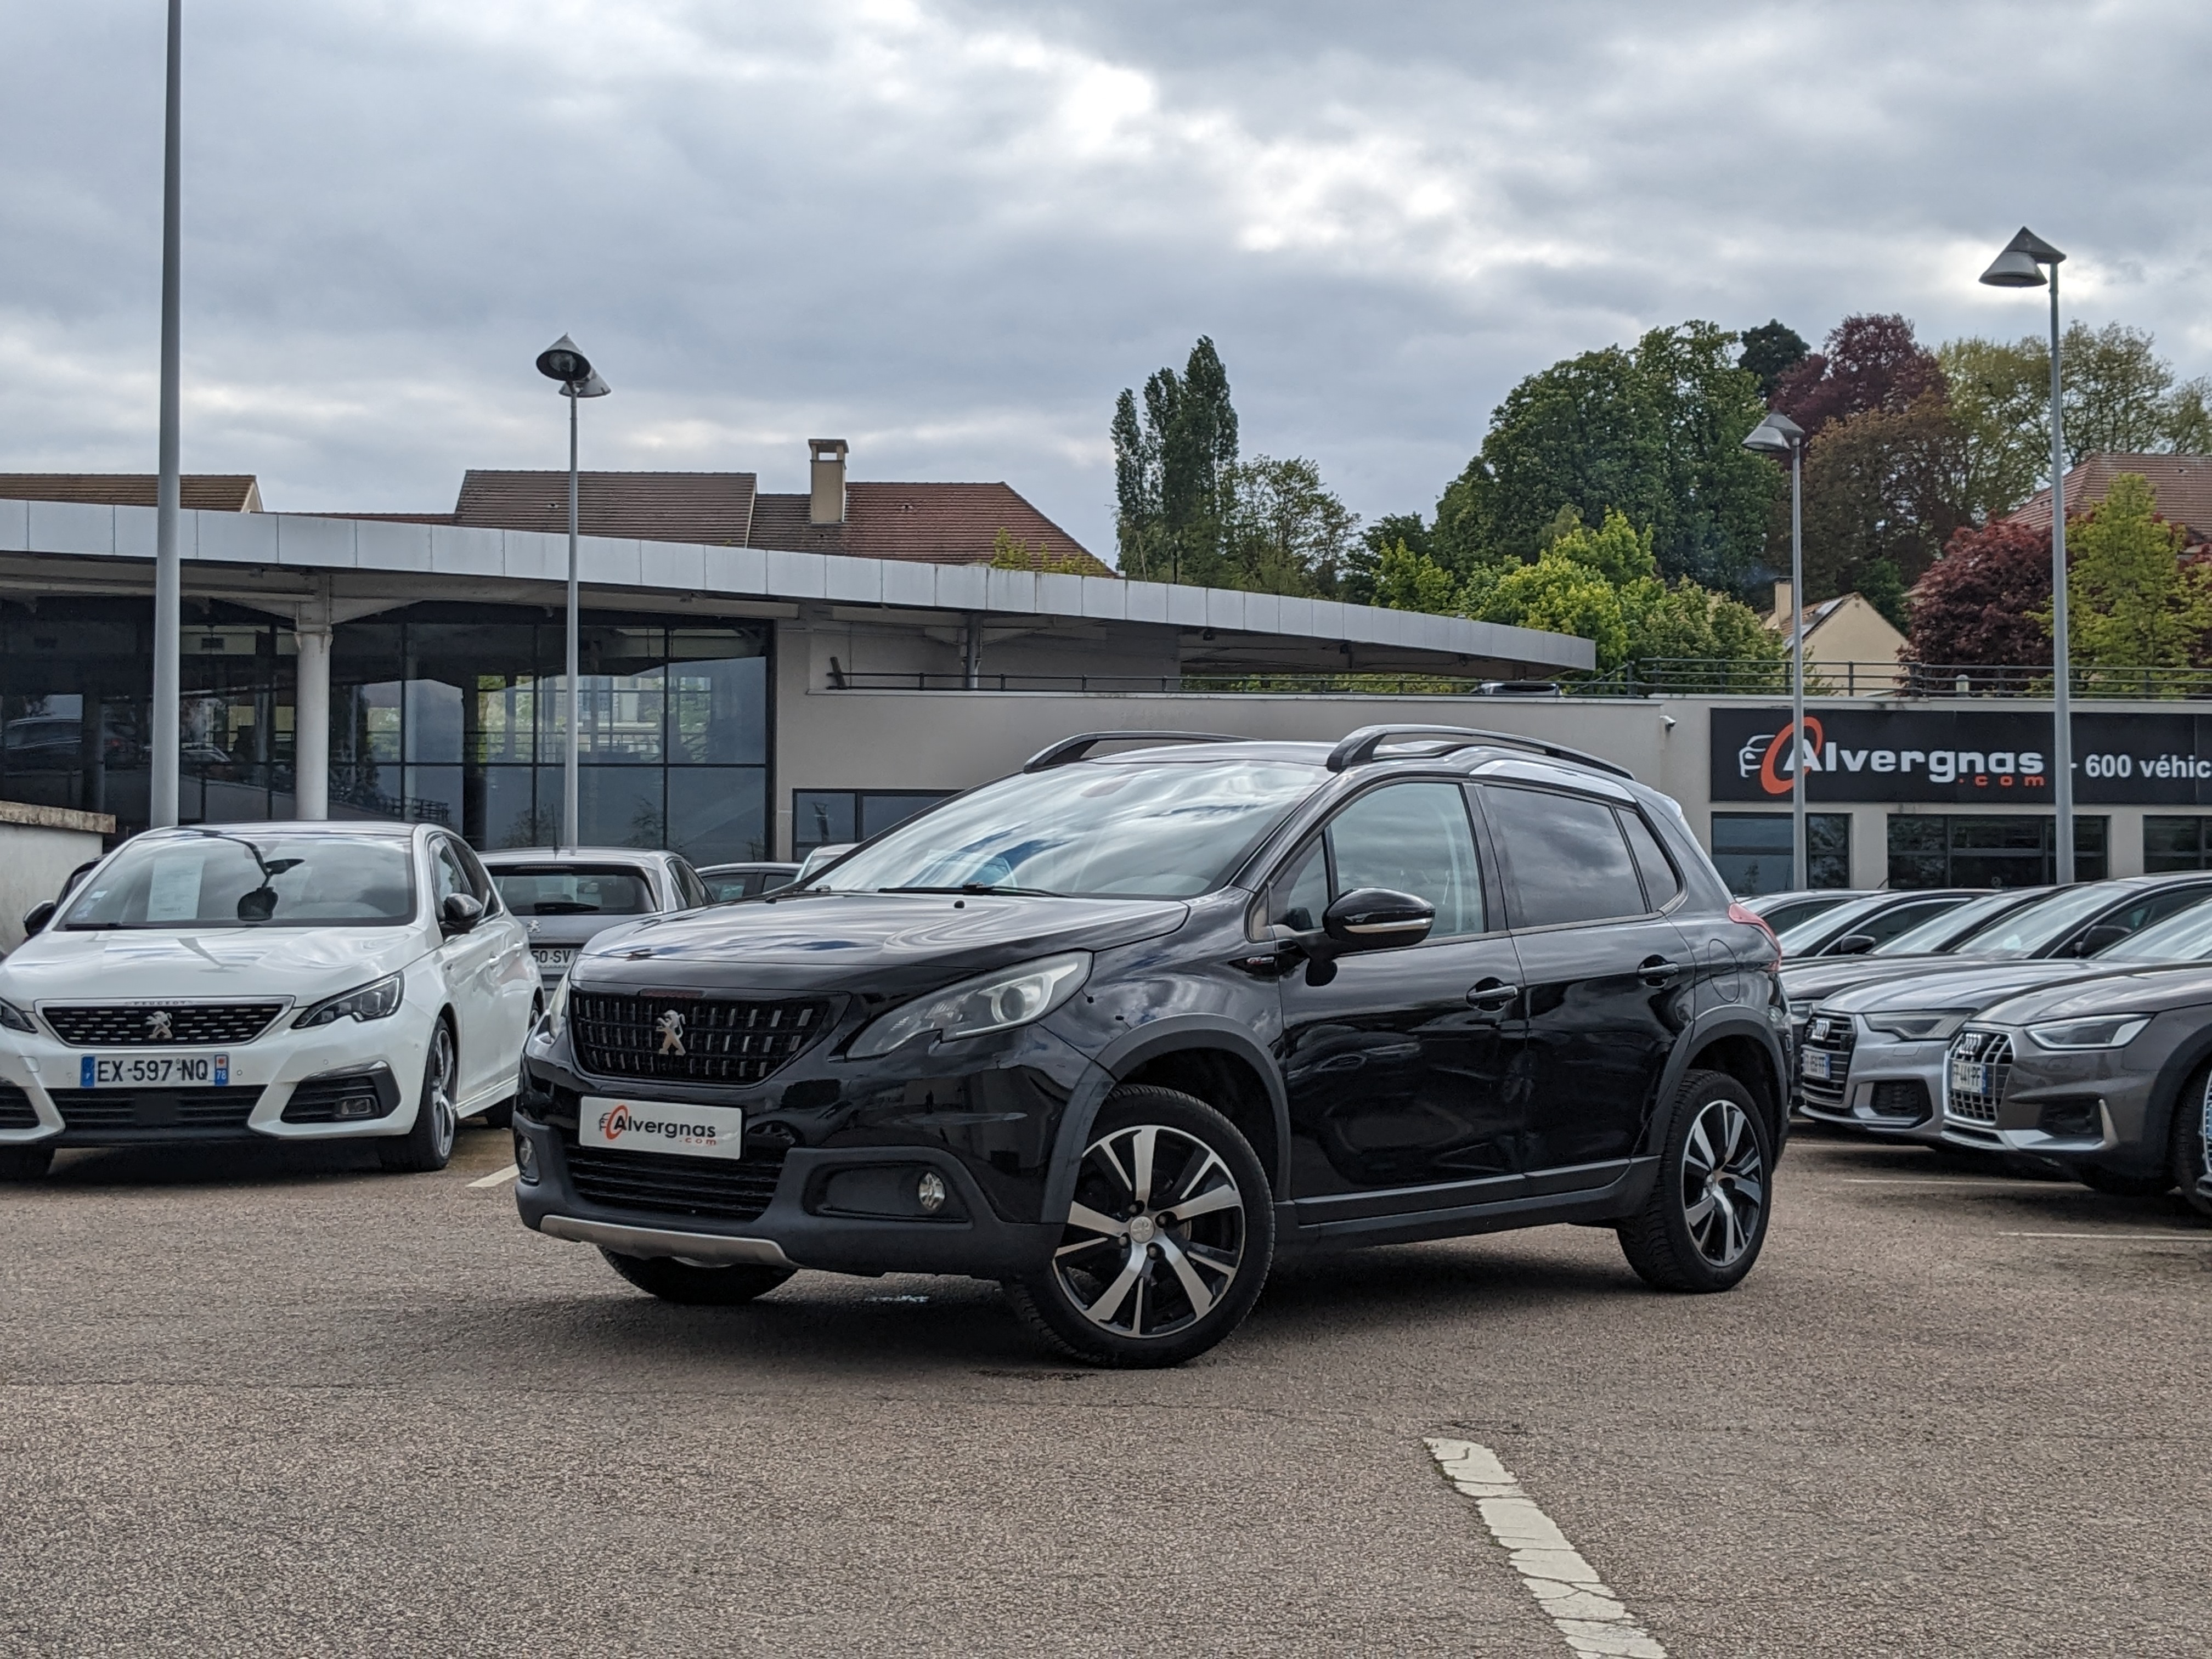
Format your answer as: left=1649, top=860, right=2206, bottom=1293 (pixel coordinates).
left=1466, top=979, right=1519, bottom=1012
left=1639, top=957, right=1683, bottom=986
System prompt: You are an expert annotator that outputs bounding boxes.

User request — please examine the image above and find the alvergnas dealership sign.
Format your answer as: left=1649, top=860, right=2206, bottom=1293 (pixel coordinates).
left=1710, top=708, right=2212, bottom=804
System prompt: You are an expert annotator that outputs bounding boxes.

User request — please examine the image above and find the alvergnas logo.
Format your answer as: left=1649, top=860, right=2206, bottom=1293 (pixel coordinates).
left=595, top=1102, right=724, bottom=1149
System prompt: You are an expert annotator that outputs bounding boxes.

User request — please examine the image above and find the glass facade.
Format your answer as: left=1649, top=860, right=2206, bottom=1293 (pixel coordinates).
left=1709, top=812, right=1852, bottom=895
left=0, top=597, right=771, bottom=864
left=1887, top=814, right=2107, bottom=888
left=791, top=789, right=953, bottom=859
left=2144, top=816, right=2212, bottom=872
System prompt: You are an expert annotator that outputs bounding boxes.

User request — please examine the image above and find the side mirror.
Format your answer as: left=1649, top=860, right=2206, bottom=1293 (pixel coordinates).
left=1826, top=933, right=1877, bottom=956
left=1321, top=888, right=1435, bottom=953
left=20, top=900, right=55, bottom=937
left=2075, top=922, right=2131, bottom=956
left=441, top=893, right=485, bottom=934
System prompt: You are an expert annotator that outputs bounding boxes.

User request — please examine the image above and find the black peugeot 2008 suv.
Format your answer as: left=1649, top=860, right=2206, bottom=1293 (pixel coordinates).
left=512, top=725, right=1788, bottom=1367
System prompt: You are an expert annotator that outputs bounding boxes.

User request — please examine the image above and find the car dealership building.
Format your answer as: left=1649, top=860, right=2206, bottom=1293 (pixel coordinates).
left=3, top=469, right=2207, bottom=894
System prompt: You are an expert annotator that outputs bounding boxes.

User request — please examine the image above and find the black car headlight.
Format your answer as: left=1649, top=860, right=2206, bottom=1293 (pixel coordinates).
left=2024, top=1014, right=2150, bottom=1051
left=1863, top=1009, right=1974, bottom=1042
left=848, top=952, right=1091, bottom=1059
left=294, top=973, right=405, bottom=1029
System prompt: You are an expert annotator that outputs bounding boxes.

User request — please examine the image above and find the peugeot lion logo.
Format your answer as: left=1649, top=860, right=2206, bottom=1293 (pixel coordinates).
left=657, top=1009, right=686, bottom=1056
left=144, top=1009, right=174, bottom=1042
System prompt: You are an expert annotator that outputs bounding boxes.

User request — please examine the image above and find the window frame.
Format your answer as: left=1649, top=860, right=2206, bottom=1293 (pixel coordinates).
left=1474, top=781, right=1659, bottom=934
left=1258, top=775, right=1502, bottom=946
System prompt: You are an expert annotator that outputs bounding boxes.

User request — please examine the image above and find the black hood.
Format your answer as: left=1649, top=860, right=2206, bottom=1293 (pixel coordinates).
left=567, top=890, right=1192, bottom=999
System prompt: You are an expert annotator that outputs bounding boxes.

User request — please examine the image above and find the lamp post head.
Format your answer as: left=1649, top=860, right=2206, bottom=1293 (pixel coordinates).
left=561, top=371, right=612, bottom=399
left=535, top=333, right=603, bottom=389
left=1980, top=227, right=2065, bottom=287
left=1741, top=410, right=1805, bottom=455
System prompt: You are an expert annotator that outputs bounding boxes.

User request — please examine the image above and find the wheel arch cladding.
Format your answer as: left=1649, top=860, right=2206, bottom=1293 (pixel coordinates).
left=2142, top=1019, right=2212, bottom=1164
left=1678, top=1027, right=1783, bottom=1146
left=1115, top=1046, right=1284, bottom=1195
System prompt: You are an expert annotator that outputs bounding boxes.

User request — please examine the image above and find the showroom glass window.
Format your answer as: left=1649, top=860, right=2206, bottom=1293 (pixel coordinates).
left=0, top=598, right=771, bottom=865
left=1708, top=812, right=1852, bottom=894
left=1886, top=814, right=2107, bottom=888
left=2144, top=816, right=2212, bottom=872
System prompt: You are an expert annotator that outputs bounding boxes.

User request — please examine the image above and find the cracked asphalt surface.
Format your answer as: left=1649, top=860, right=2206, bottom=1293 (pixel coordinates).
left=3, top=1121, right=2207, bottom=1657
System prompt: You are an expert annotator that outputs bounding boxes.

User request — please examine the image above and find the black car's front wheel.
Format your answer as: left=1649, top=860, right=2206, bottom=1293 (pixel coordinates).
left=1007, top=1085, right=1273, bottom=1368
left=1618, top=1069, right=1772, bottom=1293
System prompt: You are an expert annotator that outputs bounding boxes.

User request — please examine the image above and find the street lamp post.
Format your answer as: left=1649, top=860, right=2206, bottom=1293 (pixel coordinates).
left=1744, top=409, right=1809, bottom=889
left=533, top=335, right=611, bottom=852
left=1980, top=228, right=2073, bottom=883
left=150, top=0, right=184, bottom=828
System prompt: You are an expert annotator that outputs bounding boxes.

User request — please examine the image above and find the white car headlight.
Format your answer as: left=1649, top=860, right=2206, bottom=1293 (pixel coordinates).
left=2024, top=1014, right=2151, bottom=1051
left=0, top=996, right=36, bottom=1035
left=294, top=973, right=405, bottom=1029
left=848, top=952, right=1091, bottom=1059
left=1863, top=1009, right=1974, bottom=1042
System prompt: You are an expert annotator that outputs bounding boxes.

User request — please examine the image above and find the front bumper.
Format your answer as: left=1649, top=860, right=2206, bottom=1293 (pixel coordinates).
left=1937, top=1036, right=2163, bottom=1170
left=512, top=1014, right=1101, bottom=1279
left=1797, top=1031, right=1948, bottom=1143
left=0, top=1002, right=436, bottom=1147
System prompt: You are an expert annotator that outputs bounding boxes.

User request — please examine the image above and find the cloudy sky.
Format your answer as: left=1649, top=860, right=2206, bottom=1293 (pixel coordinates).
left=2, top=0, right=2207, bottom=560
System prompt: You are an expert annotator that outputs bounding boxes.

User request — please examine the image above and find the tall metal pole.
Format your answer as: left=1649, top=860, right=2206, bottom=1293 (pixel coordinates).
left=1790, top=437, right=1807, bottom=890
left=2046, top=266, right=2073, bottom=884
left=150, top=0, right=184, bottom=828
left=563, top=391, right=580, bottom=851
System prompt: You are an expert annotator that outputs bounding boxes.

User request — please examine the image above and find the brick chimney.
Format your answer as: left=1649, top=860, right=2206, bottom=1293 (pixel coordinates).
left=809, top=438, right=849, bottom=526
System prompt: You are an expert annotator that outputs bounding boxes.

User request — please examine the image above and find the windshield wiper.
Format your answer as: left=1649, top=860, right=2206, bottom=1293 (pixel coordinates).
left=881, top=883, right=1062, bottom=898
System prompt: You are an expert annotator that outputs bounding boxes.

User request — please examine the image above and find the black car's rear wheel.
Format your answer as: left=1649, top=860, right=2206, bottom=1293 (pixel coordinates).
left=600, top=1249, right=795, bottom=1305
left=1007, top=1085, right=1272, bottom=1368
left=1618, top=1069, right=1771, bottom=1293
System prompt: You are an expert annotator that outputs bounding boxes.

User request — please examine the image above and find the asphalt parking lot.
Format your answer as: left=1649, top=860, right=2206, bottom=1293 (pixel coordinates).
left=3, top=1121, right=2208, bottom=1658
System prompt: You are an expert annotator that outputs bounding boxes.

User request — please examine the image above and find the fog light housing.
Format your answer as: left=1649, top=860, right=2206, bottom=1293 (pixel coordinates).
left=514, top=1130, right=539, bottom=1184
left=916, top=1170, right=947, bottom=1214
left=2036, top=1098, right=2103, bottom=1139
left=814, top=1164, right=966, bottom=1221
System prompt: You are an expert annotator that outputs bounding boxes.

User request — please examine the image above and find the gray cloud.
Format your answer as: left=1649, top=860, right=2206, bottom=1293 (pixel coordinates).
left=1, top=0, right=2205, bottom=560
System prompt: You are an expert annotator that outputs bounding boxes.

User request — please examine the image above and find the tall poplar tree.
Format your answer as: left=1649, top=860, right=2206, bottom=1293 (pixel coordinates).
left=1111, top=337, right=1240, bottom=583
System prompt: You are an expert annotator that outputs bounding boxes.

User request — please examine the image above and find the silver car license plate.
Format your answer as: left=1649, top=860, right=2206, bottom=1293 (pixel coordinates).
left=1800, top=1049, right=1832, bottom=1082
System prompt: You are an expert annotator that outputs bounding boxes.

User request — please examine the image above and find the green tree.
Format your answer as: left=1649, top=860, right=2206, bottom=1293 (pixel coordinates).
left=1369, top=539, right=1459, bottom=613
left=1738, top=320, right=1809, bottom=400
left=1434, top=322, right=1776, bottom=591
left=1793, top=396, right=1965, bottom=627
left=2044, top=472, right=2209, bottom=680
left=1111, top=337, right=1240, bottom=583
left=1219, top=455, right=1357, bottom=596
left=1341, top=511, right=1434, bottom=605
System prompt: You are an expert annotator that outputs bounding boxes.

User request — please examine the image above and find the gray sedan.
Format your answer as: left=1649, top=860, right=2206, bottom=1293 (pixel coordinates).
left=481, top=848, right=710, bottom=992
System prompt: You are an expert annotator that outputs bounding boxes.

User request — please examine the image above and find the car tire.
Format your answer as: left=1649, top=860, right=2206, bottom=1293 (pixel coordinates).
left=2073, top=1163, right=2173, bottom=1198
left=0, top=1144, right=53, bottom=1181
left=1004, top=1084, right=1273, bottom=1369
left=1617, top=1069, right=1773, bottom=1293
left=2173, top=1067, right=2212, bottom=1220
left=599, top=1249, right=795, bottom=1305
left=379, top=1019, right=459, bottom=1173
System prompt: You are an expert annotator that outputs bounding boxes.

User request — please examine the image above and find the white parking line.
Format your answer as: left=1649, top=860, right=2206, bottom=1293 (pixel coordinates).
left=1426, top=1438, right=1666, bottom=1658
left=467, top=1164, right=520, bottom=1189
left=1999, top=1230, right=2212, bottom=1242
left=1842, top=1177, right=2051, bottom=1187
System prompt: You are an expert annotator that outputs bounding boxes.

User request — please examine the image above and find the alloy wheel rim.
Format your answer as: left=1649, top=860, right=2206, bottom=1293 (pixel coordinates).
left=1052, top=1123, right=1246, bottom=1340
left=429, top=1028, right=456, bottom=1160
left=1680, top=1099, right=1764, bottom=1267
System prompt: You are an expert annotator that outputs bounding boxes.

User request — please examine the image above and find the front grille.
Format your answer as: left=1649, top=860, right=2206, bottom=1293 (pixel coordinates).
left=281, top=1071, right=397, bottom=1124
left=0, top=1084, right=38, bottom=1129
left=571, top=992, right=829, bottom=1084
left=562, top=1139, right=789, bottom=1222
left=1799, top=1012, right=1857, bottom=1108
left=50, top=1087, right=260, bottom=1131
left=1868, top=1080, right=1932, bottom=1123
left=1948, top=1030, right=2013, bottom=1124
left=41, top=1002, right=284, bottom=1047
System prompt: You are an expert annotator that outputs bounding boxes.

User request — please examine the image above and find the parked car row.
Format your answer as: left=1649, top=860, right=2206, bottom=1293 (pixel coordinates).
left=1781, top=873, right=2212, bottom=1217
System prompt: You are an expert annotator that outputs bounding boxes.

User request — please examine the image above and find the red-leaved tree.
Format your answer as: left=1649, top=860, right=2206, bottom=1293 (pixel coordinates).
left=1904, top=517, right=2056, bottom=665
left=1775, top=314, right=1948, bottom=438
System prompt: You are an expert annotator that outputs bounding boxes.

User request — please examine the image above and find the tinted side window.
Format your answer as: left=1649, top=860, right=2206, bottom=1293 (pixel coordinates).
left=1619, top=810, right=1681, bottom=909
left=451, top=840, right=496, bottom=907
left=1483, top=786, right=1647, bottom=928
left=1848, top=899, right=1956, bottom=947
left=1326, top=782, right=1485, bottom=938
left=1268, top=838, right=1330, bottom=933
left=431, top=840, right=475, bottom=909
left=673, top=861, right=709, bottom=910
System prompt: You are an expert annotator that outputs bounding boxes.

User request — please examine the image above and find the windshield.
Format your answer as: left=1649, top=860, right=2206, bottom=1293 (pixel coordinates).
left=811, top=759, right=1323, bottom=899
left=2100, top=902, right=2212, bottom=962
left=60, top=832, right=416, bottom=929
left=490, top=866, right=657, bottom=916
left=1775, top=894, right=1891, bottom=954
left=1876, top=888, right=2034, bottom=955
left=1950, top=883, right=2120, bottom=958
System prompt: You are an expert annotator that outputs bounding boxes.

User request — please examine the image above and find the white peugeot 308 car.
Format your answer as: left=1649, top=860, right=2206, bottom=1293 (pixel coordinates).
left=0, top=821, right=538, bottom=1182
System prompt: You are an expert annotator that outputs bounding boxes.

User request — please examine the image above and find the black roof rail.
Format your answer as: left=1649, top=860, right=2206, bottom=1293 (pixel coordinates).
left=1325, top=724, right=1634, bottom=780
left=1021, top=731, right=1246, bottom=773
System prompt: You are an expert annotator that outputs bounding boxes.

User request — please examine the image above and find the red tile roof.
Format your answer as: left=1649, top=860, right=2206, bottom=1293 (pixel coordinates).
left=748, top=482, right=1110, bottom=574
left=0, top=473, right=262, bottom=511
left=452, top=470, right=758, bottom=545
left=2006, top=452, right=2212, bottom=545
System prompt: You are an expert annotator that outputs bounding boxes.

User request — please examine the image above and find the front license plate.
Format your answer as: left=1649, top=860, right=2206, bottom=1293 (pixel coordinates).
left=578, top=1096, right=745, bottom=1161
left=80, top=1053, right=229, bottom=1087
left=1950, top=1060, right=1991, bottom=1097
left=1799, top=1049, right=1832, bottom=1082
left=531, top=947, right=576, bottom=969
